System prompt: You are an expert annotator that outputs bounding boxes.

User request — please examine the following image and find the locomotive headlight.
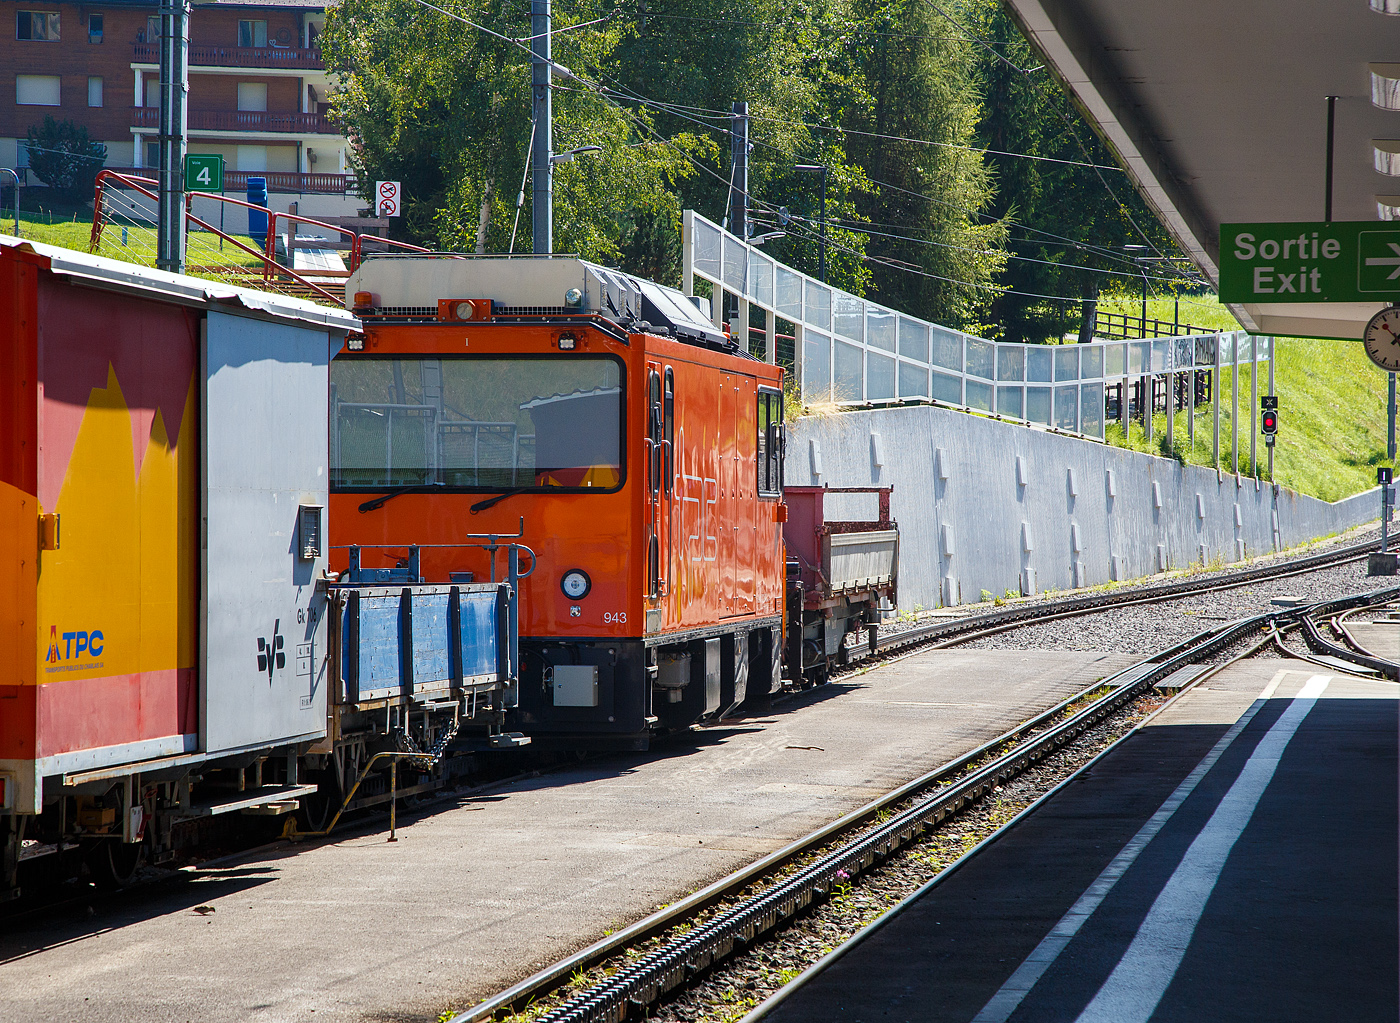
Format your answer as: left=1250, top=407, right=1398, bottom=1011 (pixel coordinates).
left=561, top=569, right=591, bottom=600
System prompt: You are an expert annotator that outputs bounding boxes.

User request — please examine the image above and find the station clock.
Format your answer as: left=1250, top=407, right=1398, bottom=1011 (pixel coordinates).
left=1363, top=306, right=1400, bottom=371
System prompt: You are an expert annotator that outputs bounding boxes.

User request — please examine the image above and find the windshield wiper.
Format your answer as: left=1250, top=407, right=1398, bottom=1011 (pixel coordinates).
left=471, top=486, right=535, bottom=514
left=358, top=483, right=444, bottom=513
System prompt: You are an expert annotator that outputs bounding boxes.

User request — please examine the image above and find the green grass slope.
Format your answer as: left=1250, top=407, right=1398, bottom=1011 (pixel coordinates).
left=1097, top=294, right=1390, bottom=503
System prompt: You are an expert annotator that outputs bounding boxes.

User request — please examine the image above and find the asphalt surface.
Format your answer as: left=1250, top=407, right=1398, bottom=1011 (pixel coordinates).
left=751, top=659, right=1399, bottom=1023
left=0, top=648, right=1135, bottom=1023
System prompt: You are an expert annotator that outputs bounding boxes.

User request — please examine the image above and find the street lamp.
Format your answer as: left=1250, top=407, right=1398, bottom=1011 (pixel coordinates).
left=795, top=163, right=827, bottom=283
left=550, top=145, right=602, bottom=166
left=513, top=144, right=602, bottom=253
left=749, top=230, right=785, bottom=246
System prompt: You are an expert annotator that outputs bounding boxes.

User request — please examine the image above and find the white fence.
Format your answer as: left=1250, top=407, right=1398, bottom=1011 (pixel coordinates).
left=682, top=210, right=1271, bottom=452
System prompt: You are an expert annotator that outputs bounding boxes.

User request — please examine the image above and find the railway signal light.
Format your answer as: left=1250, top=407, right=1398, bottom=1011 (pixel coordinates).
left=1261, top=396, right=1279, bottom=445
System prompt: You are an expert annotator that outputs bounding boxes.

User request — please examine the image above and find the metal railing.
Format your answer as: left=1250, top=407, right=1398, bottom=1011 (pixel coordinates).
left=1095, top=309, right=1209, bottom=340
left=133, top=108, right=339, bottom=134
left=104, top=168, right=356, bottom=195
left=133, top=42, right=324, bottom=69
left=683, top=210, right=1270, bottom=444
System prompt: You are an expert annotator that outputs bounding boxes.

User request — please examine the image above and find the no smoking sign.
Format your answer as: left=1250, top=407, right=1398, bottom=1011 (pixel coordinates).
left=375, top=180, right=401, bottom=217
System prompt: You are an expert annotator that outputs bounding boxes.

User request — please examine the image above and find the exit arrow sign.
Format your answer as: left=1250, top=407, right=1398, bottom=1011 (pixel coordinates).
left=1219, top=221, right=1400, bottom=303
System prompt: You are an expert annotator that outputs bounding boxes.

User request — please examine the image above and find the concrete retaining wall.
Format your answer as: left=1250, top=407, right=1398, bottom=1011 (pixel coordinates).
left=788, top=404, right=1379, bottom=609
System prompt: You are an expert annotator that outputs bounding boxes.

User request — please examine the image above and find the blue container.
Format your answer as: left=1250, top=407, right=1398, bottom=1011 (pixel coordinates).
left=246, top=176, right=268, bottom=245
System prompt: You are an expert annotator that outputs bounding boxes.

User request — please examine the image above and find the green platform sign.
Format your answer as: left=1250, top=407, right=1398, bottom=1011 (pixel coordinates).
left=1219, top=221, right=1400, bottom=303
left=184, top=154, right=223, bottom=192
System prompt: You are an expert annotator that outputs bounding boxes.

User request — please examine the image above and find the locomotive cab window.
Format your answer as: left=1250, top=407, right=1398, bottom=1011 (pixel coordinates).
left=330, top=355, right=624, bottom=491
left=757, top=387, right=784, bottom=497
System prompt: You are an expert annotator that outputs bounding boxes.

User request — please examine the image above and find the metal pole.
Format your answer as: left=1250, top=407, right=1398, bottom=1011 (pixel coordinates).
left=0, top=170, right=18, bottom=237
left=728, top=101, right=749, bottom=241
left=1325, top=95, right=1336, bottom=222
left=1213, top=335, right=1221, bottom=473
left=1383, top=372, right=1394, bottom=459
left=1384, top=476, right=1390, bottom=554
left=156, top=0, right=189, bottom=272
left=1144, top=371, right=1152, bottom=444
left=1231, top=337, right=1240, bottom=477
left=1250, top=336, right=1258, bottom=481
left=1188, top=356, right=1196, bottom=448
left=530, top=0, right=552, bottom=255
left=1140, top=269, right=1147, bottom=337
left=1166, top=367, right=1174, bottom=452
left=0, top=170, right=17, bottom=237
left=819, top=166, right=828, bottom=284
left=1268, top=341, right=1275, bottom=482
left=387, top=758, right=398, bottom=841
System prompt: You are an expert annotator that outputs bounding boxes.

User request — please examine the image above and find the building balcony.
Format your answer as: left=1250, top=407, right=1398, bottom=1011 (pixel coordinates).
left=223, top=170, right=356, bottom=194
left=133, top=42, right=325, bottom=70
left=132, top=108, right=341, bottom=135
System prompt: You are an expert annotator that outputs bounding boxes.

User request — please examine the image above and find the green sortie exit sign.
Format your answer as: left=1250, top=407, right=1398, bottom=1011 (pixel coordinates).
left=1219, top=221, right=1400, bottom=303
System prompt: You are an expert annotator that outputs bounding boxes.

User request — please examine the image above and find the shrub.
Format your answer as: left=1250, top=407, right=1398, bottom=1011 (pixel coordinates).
left=25, top=116, right=106, bottom=202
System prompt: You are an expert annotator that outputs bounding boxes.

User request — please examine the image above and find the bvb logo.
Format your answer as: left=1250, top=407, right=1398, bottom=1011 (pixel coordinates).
left=257, top=619, right=285, bottom=682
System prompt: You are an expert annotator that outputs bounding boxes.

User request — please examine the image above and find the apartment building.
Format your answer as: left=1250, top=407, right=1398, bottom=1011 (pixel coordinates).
left=2, top=0, right=355, bottom=199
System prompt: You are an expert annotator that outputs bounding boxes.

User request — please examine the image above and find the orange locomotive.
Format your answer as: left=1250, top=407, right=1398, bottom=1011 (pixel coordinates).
left=336, top=257, right=787, bottom=749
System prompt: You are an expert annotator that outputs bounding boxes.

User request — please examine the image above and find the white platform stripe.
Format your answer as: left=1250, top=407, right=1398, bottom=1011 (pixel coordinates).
left=1071, top=674, right=1329, bottom=1023
left=970, top=669, right=1297, bottom=1023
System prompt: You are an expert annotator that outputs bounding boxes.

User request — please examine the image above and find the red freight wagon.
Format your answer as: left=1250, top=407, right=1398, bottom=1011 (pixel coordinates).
left=783, top=486, right=899, bottom=686
left=337, top=256, right=789, bottom=749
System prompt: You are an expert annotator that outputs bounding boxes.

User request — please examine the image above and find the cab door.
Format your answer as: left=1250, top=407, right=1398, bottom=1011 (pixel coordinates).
left=644, top=365, right=672, bottom=621
left=719, top=372, right=739, bottom=615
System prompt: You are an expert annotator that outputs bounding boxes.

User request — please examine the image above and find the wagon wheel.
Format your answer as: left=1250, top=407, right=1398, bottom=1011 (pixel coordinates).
left=297, top=768, right=342, bottom=833
left=85, top=839, right=144, bottom=890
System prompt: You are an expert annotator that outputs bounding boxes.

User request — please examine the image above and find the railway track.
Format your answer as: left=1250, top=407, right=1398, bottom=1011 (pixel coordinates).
left=449, top=538, right=1394, bottom=1023
left=865, top=533, right=1384, bottom=658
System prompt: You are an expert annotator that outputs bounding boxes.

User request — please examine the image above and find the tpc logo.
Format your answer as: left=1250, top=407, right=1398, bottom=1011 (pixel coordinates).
left=45, top=624, right=104, bottom=663
left=256, top=619, right=285, bottom=682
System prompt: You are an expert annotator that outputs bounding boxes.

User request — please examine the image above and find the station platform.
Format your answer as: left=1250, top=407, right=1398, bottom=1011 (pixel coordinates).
left=0, top=648, right=1134, bottom=1023
left=750, top=658, right=1399, bottom=1023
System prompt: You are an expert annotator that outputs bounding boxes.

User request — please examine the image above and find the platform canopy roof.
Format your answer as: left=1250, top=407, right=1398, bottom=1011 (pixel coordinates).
left=1003, top=0, right=1400, bottom=341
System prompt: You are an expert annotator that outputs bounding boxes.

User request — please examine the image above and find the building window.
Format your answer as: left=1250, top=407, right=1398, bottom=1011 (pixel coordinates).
left=88, top=76, right=103, bottom=107
left=145, top=78, right=159, bottom=107
left=145, top=15, right=159, bottom=42
left=237, top=82, right=267, bottom=112
left=16, top=10, right=60, bottom=40
left=146, top=141, right=159, bottom=167
left=238, top=19, right=267, bottom=47
left=88, top=13, right=102, bottom=42
left=16, top=74, right=61, bottom=106
left=236, top=145, right=267, bottom=172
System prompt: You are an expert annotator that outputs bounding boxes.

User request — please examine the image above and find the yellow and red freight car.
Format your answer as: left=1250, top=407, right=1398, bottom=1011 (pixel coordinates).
left=337, top=256, right=790, bottom=748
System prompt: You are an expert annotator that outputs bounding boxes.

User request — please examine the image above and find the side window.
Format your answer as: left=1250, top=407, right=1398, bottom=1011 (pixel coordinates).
left=757, top=389, right=784, bottom=496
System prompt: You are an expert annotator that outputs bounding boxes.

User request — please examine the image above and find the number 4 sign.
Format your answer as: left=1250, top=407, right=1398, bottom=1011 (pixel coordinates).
left=376, top=180, right=401, bottom=217
left=184, top=154, right=223, bottom=191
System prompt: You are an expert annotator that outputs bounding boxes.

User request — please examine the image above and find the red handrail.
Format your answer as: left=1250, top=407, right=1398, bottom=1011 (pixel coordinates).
left=264, top=209, right=431, bottom=277
left=89, top=170, right=340, bottom=303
